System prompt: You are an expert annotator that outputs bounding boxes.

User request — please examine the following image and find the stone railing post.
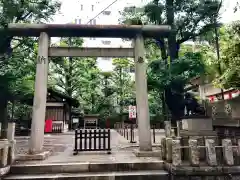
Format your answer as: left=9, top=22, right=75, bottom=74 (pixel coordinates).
left=0, top=139, right=9, bottom=167
left=222, top=139, right=234, bottom=166
left=7, top=122, right=15, bottom=164
left=166, top=138, right=173, bottom=162
left=205, top=139, right=217, bottom=166
left=189, top=139, right=199, bottom=166
left=161, top=138, right=166, bottom=160
left=176, top=121, right=181, bottom=137
left=172, top=139, right=181, bottom=166
left=164, top=121, right=171, bottom=137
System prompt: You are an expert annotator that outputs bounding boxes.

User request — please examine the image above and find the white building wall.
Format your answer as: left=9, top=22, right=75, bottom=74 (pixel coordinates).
left=198, top=83, right=234, bottom=99
left=72, top=0, right=135, bottom=71
left=52, top=0, right=149, bottom=71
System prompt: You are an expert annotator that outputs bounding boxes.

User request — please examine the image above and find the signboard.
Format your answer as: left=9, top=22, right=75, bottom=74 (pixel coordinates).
left=85, top=119, right=97, bottom=124
left=72, top=118, right=79, bottom=123
left=129, top=105, right=136, bottom=119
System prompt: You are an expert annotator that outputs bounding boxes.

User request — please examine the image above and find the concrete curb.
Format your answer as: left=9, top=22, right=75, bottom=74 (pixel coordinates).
left=4, top=170, right=169, bottom=180
left=10, top=161, right=164, bottom=174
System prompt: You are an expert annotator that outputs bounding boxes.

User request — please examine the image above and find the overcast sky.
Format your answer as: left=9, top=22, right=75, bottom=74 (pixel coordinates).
left=51, top=0, right=240, bottom=72
left=52, top=0, right=240, bottom=24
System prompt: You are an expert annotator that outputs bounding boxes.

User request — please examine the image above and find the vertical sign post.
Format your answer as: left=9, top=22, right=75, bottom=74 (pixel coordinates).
left=129, top=105, right=136, bottom=143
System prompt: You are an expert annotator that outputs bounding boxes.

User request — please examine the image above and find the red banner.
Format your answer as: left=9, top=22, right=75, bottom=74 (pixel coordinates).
left=45, top=119, right=53, bottom=133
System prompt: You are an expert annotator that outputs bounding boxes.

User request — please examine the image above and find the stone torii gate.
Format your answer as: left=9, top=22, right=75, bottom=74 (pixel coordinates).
left=6, top=24, right=171, bottom=154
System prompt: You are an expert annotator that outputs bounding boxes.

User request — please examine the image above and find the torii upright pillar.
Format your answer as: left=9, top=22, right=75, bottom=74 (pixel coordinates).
left=134, top=34, right=152, bottom=151
left=29, top=32, right=49, bottom=154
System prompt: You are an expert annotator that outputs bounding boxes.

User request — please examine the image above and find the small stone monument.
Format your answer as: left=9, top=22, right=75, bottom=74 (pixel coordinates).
left=180, top=93, right=218, bottom=161
left=180, top=115, right=217, bottom=161
left=181, top=92, right=216, bottom=135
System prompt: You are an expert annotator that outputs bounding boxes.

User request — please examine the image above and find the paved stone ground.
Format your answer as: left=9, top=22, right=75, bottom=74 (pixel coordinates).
left=14, top=129, right=165, bottom=165
left=15, top=134, right=68, bottom=155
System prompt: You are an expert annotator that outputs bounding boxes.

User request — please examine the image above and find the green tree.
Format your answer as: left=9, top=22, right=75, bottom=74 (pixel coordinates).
left=214, top=21, right=240, bottom=89
left=96, top=71, right=116, bottom=119
left=120, top=0, right=222, bottom=123
left=50, top=38, right=102, bottom=115
left=50, top=38, right=85, bottom=98
left=0, top=0, right=61, bottom=137
left=197, top=21, right=240, bottom=89
left=112, top=58, right=135, bottom=115
left=79, top=59, right=102, bottom=114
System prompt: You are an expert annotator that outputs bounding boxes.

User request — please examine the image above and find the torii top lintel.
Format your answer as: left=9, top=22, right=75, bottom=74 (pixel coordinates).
left=4, top=24, right=171, bottom=38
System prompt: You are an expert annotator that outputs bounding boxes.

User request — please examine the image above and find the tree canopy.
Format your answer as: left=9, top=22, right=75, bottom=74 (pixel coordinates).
left=0, top=0, right=61, bottom=137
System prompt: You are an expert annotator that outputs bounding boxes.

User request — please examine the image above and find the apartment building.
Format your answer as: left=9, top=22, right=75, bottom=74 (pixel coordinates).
left=72, top=0, right=134, bottom=71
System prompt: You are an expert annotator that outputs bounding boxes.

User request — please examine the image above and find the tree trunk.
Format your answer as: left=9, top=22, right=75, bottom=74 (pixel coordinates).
left=90, top=73, right=95, bottom=113
left=166, top=0, right=178, bottom=61
left=119, top=67, right=124, bottom=123
left=0, top=93, right=8, bottom=139
left=166, top=0, right=183, bottom=131
left=11, top=100, right=15, bottom=121
left=161, top=92, right=167, bottom=121
left=67, top=38, right=73, bottom=130
left=91, top=92, right=94, bottom=113
left=157, top=39, right=169, bottom=122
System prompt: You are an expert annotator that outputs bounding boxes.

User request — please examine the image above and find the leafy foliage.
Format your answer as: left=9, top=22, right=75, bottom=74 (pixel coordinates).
left=50, top=38, right=103, bottom=113
left=120, top=0, right=222, bottom=121
left=148, top=52, right=206, bottom=91
left=120, top=0, right=222, bottom=45
left=214, top=21, right=240, bottom=89
left=0, top=0, right=61, bottom=137
left=112, top=58, right=135, bottom=111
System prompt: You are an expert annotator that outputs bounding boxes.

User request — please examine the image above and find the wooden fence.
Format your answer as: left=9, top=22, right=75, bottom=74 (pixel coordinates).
left=73, top=129, right=111, bottom=155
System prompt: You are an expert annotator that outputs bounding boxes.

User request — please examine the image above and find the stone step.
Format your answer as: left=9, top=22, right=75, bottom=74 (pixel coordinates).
left=4, top=170, right=169, bottom=180
left=10, top=161, right=164, bottom=175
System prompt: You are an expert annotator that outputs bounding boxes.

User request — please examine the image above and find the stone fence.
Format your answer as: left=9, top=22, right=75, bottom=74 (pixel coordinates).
left=162, top=136, right=240, bottom=166
left=162, top=121, right=240, bottom=167
left=0, top=122, right=16, bottom=176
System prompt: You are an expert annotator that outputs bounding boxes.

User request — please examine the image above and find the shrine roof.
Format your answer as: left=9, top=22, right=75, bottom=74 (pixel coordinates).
left=17, top=88, right=79, bottom=108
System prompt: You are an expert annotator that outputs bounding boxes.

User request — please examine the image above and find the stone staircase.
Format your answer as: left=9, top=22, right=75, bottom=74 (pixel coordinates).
left=4, top=161, right=168, bottom=180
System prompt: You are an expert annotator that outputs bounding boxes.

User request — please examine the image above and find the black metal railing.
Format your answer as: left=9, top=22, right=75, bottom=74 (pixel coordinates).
left=73, top=129, right=111, bottom=155
left=115, top=123, right=162, bottom=144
